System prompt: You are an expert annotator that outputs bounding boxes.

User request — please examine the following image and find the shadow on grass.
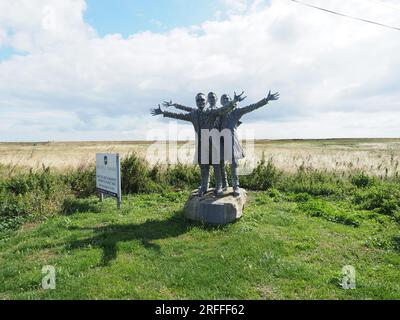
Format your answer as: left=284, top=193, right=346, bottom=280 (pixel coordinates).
left=62, top=198, right=102, bottom=215
left=67, top=210, right=189, bottom=266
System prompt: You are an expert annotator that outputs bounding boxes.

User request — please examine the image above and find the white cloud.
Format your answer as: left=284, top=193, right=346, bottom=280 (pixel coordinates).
left=0, top=0, right=95, bottom=52
left=220, top=0, right=250, bottom=15
left=0, top=0, right=400, bottom=141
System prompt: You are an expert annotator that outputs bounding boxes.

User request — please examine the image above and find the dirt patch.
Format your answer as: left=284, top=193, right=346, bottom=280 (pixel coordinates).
left=257, top=285, right=278, bottom=299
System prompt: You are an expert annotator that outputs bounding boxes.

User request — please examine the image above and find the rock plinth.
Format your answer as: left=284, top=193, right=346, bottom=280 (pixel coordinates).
left=184, top=188, right=247, bottom=225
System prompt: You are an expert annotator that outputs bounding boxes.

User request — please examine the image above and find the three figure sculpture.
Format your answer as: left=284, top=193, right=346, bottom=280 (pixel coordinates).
left=151, top=90, right=280, bottom=197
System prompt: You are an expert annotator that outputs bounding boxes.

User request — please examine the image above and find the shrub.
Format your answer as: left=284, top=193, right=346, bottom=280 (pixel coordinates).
left=286, top=192, right=312, bottom=203
left=267, top=188, right=281, bottom=199
left=281, top=168, right=349, bottom=197
left=166, top=163, right=199, bottom=190
left=353, top=185, right=400, bottom=216
left=5, top=166, right=60, bottom=197
left=394, top=211, right=400, bottom=224
left=351, top=172, right=376, bottom=188
left=0, top=176, right=73, bottom=231
left=149, top=164, right=168, bottom=186
left=0, top=189, right=29, bottom=231
left=393, top=236, right=400, bottom=252
left=64, top=165, right=96, bottom=198
left=241, top=159, right=283, bottom=191
left=299, top=199, right=361, bottom=227
left=121, top=153, right=164, bottom=194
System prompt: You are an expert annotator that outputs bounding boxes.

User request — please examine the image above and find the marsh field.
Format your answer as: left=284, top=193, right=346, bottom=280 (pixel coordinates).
left=0, top=139, right=399, bottom=299
left=2, top=138, right=400, bottom=176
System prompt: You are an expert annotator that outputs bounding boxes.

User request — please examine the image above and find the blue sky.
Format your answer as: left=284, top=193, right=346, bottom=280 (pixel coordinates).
left=0, top=47, right=15, bottom=61
left=84, top=0, right=224, bottom=36
left=0, top=47, right=28, bottom=62
left=0, top=0, right=226, bottom=60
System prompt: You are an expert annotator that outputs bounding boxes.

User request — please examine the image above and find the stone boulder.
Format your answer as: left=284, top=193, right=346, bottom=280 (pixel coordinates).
left=184, top=188, right=247, bottom=225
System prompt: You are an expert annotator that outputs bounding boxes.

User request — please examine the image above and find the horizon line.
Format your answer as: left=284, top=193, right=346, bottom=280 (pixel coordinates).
left=1, top=137, right=400, bottom=144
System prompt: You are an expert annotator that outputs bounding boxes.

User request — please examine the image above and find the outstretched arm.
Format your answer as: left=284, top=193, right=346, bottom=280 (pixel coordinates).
left=175, top=104, right=194, bottom=112
left=151, top=104, right=192, bottom=122
left=236, top=91, right=279, bottom=118
left=163, top=110, right=192, bottom=122
left=214, top=91, right=247, bottom=116
left=163, top=100, right=194, bottom=112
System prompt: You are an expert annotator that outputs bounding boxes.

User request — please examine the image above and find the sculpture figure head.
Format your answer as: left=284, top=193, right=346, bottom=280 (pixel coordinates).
left=207, top=92, right=218, bottom=109
left=220, top=94, right=232, bottom=107
left=196, top=93, right=206, bottom=110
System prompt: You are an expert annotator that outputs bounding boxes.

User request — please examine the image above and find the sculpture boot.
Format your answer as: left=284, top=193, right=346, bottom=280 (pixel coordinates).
left=221, top=162, right=229, bottom=191
left=213, top=164, right=224, bottom=197
left=232, top=161, right=241, bottom=197
left=198, top=165, right=210, bottom=197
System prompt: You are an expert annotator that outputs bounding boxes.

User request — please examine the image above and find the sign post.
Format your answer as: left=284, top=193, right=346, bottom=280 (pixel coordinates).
left=96, top=153, right=122, bottom=209
left=116, top=153, right=122, bottom=209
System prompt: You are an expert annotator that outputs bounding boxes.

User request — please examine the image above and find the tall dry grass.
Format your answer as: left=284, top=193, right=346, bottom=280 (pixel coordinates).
left=1, top=139, right=400, bottom=177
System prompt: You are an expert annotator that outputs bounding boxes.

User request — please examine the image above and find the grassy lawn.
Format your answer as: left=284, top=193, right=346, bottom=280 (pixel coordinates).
left=0, top=191, right=399, bottom=300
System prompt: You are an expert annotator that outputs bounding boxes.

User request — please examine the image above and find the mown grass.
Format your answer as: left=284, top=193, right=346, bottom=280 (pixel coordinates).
left=0, top=191, right=399, bottom=299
